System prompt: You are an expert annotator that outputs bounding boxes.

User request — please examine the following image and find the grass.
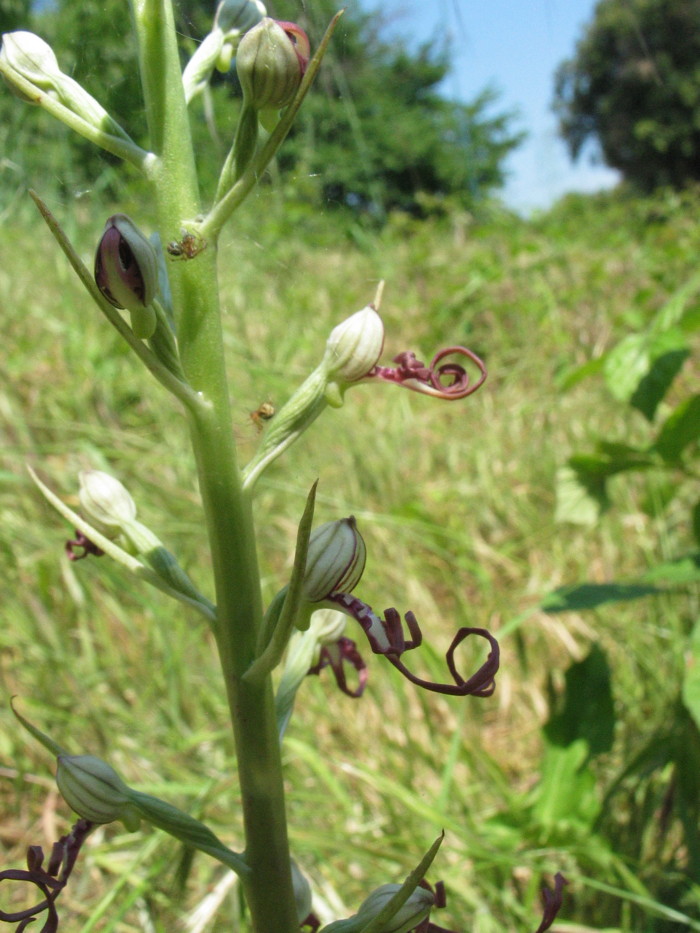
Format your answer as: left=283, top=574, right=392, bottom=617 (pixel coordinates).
left=0, top=183, right=698, bottom=932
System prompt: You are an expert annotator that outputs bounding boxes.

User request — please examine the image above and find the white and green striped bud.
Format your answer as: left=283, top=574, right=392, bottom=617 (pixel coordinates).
left=354, top=884, right=434, bottom=933
left=236, top=18, right=309, bottom=111
left=0, top=30, right=61, bottom=100
left=56, top=754, right=141, bottom=830
left=303, top=517, right=366, bottom=603
left=323, top=304, right=385, bottom=406
left=94, top=214, right=158, bottom=338
left=0, top=31, right=132, bottom=139
left=78, top=470, right=137, bottom=539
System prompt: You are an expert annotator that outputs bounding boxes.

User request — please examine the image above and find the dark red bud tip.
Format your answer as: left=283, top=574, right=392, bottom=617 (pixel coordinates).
left=276, top=21, right=310, bottom=74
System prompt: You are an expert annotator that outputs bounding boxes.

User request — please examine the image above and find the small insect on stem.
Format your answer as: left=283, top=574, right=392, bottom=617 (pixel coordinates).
left=250, top=401, right=275, bottom=432
left=167, top=230, right=207, bottom=261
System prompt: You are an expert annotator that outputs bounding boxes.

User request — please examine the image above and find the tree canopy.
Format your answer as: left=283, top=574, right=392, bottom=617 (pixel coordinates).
left=554, top=0, right=700, bottom=192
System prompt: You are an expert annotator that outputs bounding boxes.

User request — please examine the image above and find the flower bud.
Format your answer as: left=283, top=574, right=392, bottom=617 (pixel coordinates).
left=356, top=883, right=434, bottom=933
left=56, top=754, right=140, bottom=830
left=0, top=31, right=61, bottom=97
left=236, top=18, right=309, bottom=111
left=78, top=470, right=137, bottom=538
left=94, top=214, right=158, bottom=337
left=303, top=517, right=366, bottom=603
left=215, top=0, right=267, bottom=37
left=324, top=305, right=385, bottom=385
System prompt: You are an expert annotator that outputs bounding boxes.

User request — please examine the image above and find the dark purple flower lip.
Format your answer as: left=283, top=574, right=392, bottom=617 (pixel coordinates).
left=327, top=593, right=499, bottom=698
left=0, top=819, right=93, bottom=932
left=307, top=636, right=368, bottom=698
left=65, top=530, right=104, bottom=561
left=364, top=346, right=487, bottom=400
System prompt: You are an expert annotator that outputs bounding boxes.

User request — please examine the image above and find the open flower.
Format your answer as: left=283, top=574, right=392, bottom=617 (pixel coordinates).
left=302, top=517, right=499, bottom=698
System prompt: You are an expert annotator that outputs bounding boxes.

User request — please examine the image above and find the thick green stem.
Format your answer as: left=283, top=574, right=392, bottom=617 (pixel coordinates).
left=130, top=1, right=298, bottom=929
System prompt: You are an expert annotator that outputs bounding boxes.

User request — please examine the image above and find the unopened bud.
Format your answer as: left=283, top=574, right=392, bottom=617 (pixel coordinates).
left=215, top=0, right=267, bottom=37
left=325, top=305, right=385, bottom=385
left=95, top=214, right=158, bottom=337
left=0, top=31, right=61, bottom=97
left=236, top=18, right=309, bottom=111
left=56, top=754, right=140, bottom=830
left=356, top=884, right=434, bottom=933
left=303, top=517, right=366, bottom=603
left=78, top=470, right=137, bottom=538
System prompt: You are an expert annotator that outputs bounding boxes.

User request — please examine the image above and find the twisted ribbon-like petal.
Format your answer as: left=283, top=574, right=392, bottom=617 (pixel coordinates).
left=328, top=594, right=499, bottom=697
left=365, top=346, right=487, bottom=400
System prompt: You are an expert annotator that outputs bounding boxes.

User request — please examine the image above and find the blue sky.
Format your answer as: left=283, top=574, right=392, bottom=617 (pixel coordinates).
left=361, top=0, right=620, bottom=212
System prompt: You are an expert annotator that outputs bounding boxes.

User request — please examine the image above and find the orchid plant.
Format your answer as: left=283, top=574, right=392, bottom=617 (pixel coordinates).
left=0, top=2, right=565, bottom=931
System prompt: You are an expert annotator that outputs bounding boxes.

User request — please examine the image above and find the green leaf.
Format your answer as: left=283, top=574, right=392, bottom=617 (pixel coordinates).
left=556, top=355, right=605, bottom=392
left=641, top=552, right=700, bottom=586
left=630, top=347, right=690, bottom=421
left=542, top=582, right=660, bottom=612
left=554, top=464, right=607, bottom=526
left=532, top=739, right=601, bottom=830
left=653, top=393, right=700, bottom=463
left=532, top=645, right=615, bottom=834
left=544, top=646, right=615, bottom=755
left=694, top=501, right=700, bottom=547
left=682, top=619, right=700, bottom=733
left=603, top=333, right=651, bottom=403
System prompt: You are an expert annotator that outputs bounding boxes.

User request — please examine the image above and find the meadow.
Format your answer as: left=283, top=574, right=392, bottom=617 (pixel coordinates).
left=0, top=182, right=698, bottom=932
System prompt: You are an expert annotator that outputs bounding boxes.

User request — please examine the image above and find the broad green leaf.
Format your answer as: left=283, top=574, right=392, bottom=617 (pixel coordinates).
left=532, top=739, right=601, bottom=830
left=630, top=347, right=690, bottom=421
left=554, top=461, right=609, bottom=525
left=653, top=393, right=700, bottom=462
left=694, top=501, right=700, bottom=547
left=641, top=552, right=700, bottom=586
left=543, top=646, right=615, bottom=755
left=542, top=582, right=660, bottom=612
left=603, top=333, right=650, bottom=403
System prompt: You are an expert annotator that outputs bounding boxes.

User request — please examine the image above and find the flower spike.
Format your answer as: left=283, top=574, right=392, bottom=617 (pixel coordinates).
left=365, top=345, right=487, bottom=400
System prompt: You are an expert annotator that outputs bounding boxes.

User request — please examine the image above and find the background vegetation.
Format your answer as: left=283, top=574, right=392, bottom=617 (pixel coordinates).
left=0, top=178, right=698, bottom=931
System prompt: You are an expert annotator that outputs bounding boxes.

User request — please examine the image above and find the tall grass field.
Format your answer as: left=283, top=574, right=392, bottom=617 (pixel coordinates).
left=1, top=183, right=698, bottom=932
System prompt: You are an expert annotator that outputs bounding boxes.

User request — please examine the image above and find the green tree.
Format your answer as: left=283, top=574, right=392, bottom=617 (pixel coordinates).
left=265, top=0, right=523, bottom=216
left=554, top=0, right=700, bottom=192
